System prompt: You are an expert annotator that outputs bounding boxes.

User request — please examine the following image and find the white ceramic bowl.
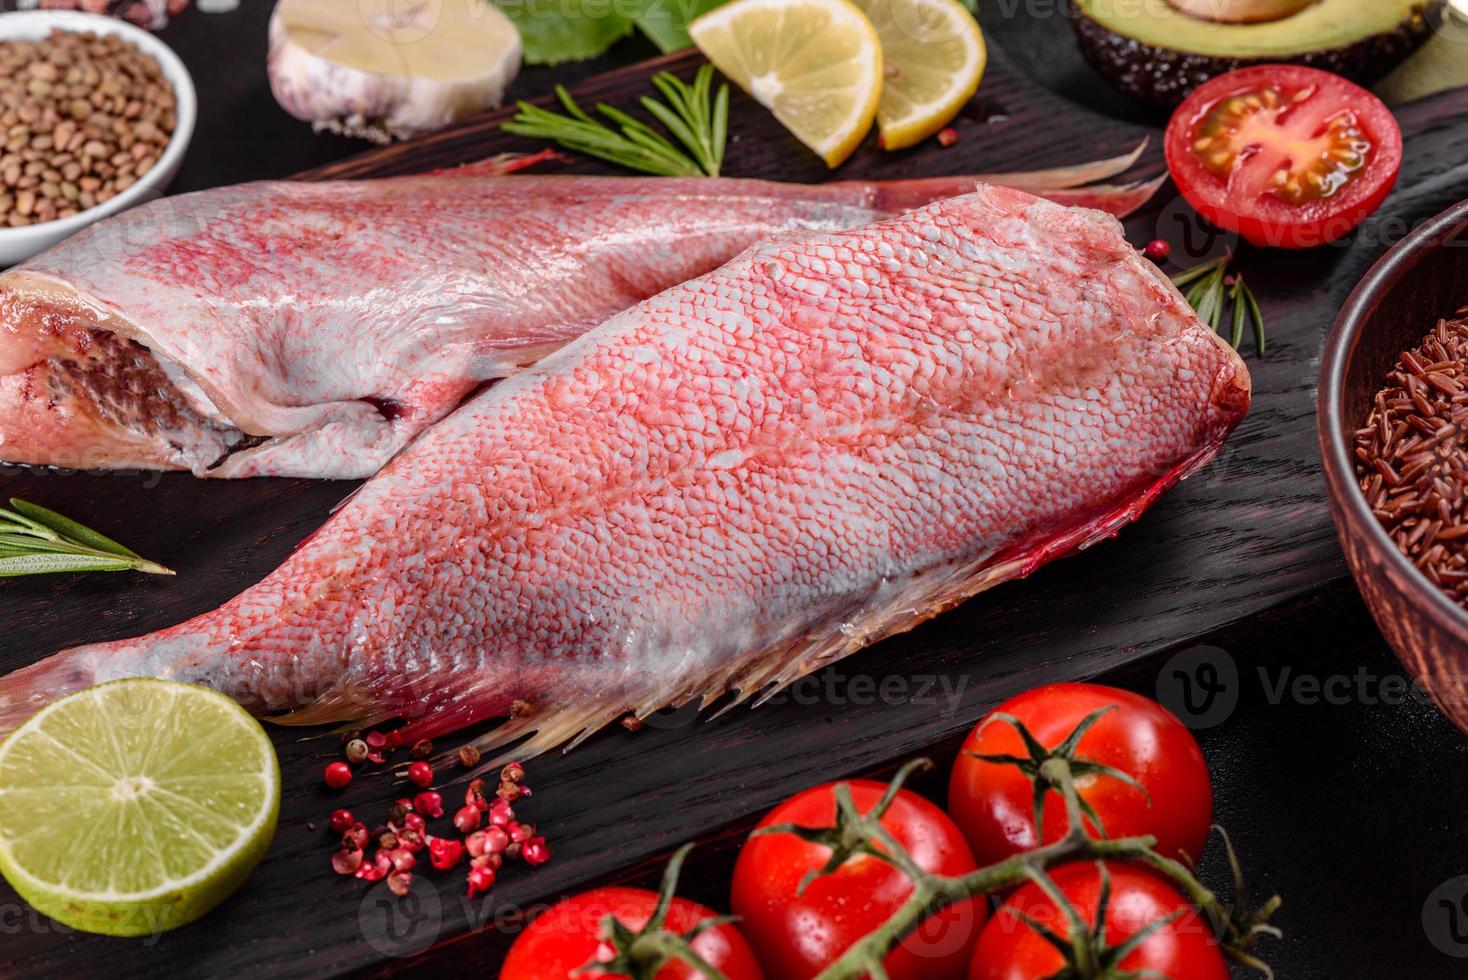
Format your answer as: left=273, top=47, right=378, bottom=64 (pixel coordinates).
left=0, top=10, right=196, bottom=266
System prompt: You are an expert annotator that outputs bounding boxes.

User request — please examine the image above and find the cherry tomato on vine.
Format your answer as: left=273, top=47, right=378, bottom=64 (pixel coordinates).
left=732, top=780, right=986, bottom=980
left=948, top=683, right=1211, bottom=867
left=501, top=886, right=764, bottom=980
left=968, top=863, right=1230, bottom=980
left=1164, top=64, right=1402, bottom=249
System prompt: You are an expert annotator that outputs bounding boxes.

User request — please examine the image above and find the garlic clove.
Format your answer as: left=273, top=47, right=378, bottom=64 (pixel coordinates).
left=267, top=0, right=522, bottom=143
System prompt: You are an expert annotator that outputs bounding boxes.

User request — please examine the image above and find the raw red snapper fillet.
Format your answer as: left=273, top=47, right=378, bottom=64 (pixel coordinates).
left=0, top=151, right=1159, bottom=479
left=0, top=186, right=1250, bottom=754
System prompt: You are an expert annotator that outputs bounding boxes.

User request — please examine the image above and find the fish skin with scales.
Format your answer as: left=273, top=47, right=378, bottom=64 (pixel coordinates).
left=0, top=185, right=1249, bottom=760
left=0, top=152, right=1160, bottom=479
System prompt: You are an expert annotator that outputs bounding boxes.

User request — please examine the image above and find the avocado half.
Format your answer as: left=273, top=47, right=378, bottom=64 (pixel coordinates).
left=1069, top=0, right=1445, bottom=107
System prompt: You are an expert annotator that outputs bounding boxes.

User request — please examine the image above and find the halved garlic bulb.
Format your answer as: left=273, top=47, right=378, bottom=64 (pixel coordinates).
left=268, top=0, right=522, bottom=142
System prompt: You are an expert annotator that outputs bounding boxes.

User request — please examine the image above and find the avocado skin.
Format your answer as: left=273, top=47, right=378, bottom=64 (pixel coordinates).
left=1069, top=1, right=1444, bottom=107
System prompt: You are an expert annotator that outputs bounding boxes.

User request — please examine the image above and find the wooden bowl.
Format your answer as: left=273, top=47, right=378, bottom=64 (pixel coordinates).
left=1320, top=198, right=1468, bottom=731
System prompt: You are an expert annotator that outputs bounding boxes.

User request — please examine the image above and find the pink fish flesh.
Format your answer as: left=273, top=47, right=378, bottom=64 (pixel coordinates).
left=0, top=185, right=1249, bottom=756
left=0, top=151, right=1161, bottom=479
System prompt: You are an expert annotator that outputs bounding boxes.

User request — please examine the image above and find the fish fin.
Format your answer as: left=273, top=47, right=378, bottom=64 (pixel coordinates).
left=865, top=141, right=1154, bottom=215
left=264, top=695, right=374, bottom=729
left=1035, top=175, right=1168, bottom=218
left=460, top=702, right=633, bottom=771
left=973, top=139, right=1147, bottom=192
left=437, top=149, right=565, bottom=178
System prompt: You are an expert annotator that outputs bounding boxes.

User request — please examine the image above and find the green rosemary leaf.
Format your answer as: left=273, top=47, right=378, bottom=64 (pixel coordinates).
left=1169, top=256, right=1225, bottom=289
left=0, top=553, right=141, bottom=577
left=1170, top=254, right=1267, bottom=357
left=9, top=497, right=141, bottom=559
left=556, top=84, right=595, bottom=125
left=0, top=506, right=60, bottom=542
left=505, top=69, right=728, bottom=178
left=710, top=85, right=729, bottom=178
left=1243, top=280, right=1266, bottom=355
left=0, top=499, right=172, bottom=578
left=1230, top=278, right=1248, bottom=349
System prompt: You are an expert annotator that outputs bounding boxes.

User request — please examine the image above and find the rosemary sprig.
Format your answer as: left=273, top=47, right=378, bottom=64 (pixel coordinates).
left=1172, top=254, right=1266, bottom=355
left=504, top=66, right=729, bottom=178
left=0, top=499, right=172, bottom=578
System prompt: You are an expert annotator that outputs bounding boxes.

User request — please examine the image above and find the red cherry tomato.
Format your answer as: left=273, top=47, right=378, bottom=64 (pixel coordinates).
left=1164, top=64, right=1402, bottom=249
left=968, top=863, right=1230, bottom=980
left=501, top=886, right=764, bottom=980
left=948, top=683, right=1211, bottom=867
left=732, top=780, right=986, bottom=980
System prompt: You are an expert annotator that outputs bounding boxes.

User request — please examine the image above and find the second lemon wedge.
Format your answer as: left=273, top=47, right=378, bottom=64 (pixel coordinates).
left=855, top=0, right=986, bottom=150
left=689, top=0, right=883, bottom=168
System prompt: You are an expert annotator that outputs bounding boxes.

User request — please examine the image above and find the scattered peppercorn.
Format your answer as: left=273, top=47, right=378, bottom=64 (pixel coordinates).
left=327, top=758, right=549, bottom=900
left=1143, top=239, right=1172, bottom=262
left=342, top=822, right=369, bottom=851
left=356, top=850, right=390, bottom=882
left=331, top=848, right=363, bottom=875
left=413, top=791, right=444, bottom=819
left=937, top=127, right=959, bottom=148
left=406, top=760, right=434, bottom=787
left=409, top=739, right=434, bottom=760
left=344, top=738, right=369, bottom=765
left=466, top=864, right=496, bottom=898
left=323, top=761, right=352, bottom=790
left=428, top=836, right=464, bottom=871
left=521, top=837, right=550, bottom=866
left=457, top=744, right=481, bottom=768
left=453, top=804, right=482, bottom=834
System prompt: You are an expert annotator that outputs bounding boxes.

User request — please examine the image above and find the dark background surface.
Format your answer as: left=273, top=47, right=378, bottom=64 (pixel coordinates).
left=1, top=1, right=1466, bottom=977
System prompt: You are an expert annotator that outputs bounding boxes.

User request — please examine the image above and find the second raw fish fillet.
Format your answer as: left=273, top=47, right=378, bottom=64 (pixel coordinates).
left=0, top=185, right=1249, bottom=757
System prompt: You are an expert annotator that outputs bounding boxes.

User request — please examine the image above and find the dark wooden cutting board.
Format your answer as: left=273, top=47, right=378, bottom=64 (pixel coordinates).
left=4, top=35, right=1468, bottom=978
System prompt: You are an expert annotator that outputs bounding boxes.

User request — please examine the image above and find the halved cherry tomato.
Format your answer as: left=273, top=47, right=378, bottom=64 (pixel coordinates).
left=501, top=886, right=764, bottom=980
left=1164, top=65, right=1402, bottom=249
left=731, top=780, right=987, bottom=980
left=968, top=863, right=1230, bottom=980
left=947, top=683, right=1211, bottom=867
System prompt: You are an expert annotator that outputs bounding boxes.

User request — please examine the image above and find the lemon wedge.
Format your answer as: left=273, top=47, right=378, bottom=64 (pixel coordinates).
left=690, top=0, right=883, bottom=168
left=854, top=0, right=986, bottom=150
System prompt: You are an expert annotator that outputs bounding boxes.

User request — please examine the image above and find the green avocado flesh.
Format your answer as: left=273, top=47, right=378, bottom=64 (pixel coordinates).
left=1076, top=0, right=1432, bottom=57
left=1071, top=0, right=1444, bottom=106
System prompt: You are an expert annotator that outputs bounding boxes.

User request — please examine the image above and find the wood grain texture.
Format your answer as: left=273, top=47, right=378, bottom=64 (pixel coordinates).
left=2, top=36, right=1468, bottom=979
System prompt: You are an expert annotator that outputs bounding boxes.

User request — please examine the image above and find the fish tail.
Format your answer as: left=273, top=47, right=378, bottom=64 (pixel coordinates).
left=0, top=652, right=97, bottom=737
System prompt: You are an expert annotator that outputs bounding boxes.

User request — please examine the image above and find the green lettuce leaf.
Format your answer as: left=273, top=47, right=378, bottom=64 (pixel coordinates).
left=494, top=0, right=636, bottom=65
left=629, top=0, right=729, bottom=53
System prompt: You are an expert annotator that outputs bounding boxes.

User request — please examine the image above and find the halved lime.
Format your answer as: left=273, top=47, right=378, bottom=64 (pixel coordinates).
left=0, top=679, right=280, bottom=937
